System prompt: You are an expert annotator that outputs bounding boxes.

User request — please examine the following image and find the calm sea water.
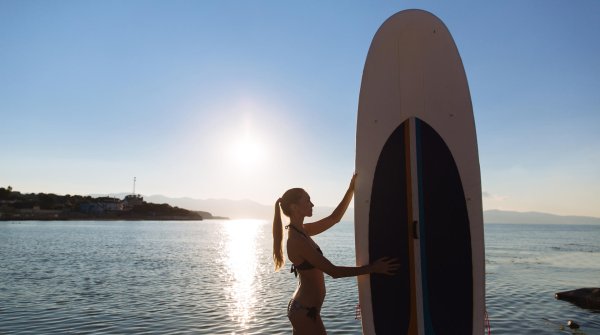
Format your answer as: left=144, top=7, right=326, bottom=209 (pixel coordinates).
left=1, top=220, right=599, bottom=334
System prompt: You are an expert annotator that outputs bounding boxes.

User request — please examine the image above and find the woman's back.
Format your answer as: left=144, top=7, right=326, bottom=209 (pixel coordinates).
left=287, top=233, right=326, bottom=306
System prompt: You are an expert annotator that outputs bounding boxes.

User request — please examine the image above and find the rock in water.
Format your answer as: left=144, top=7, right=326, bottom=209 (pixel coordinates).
left=555, top=288, right=600, bottom=310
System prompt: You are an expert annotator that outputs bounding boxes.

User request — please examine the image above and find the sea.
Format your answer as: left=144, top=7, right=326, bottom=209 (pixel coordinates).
left=1, top=220, right=599, bottom=334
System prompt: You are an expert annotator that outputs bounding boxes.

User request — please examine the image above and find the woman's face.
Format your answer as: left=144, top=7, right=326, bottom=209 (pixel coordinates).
left=293, top=192, right=314, bottom=217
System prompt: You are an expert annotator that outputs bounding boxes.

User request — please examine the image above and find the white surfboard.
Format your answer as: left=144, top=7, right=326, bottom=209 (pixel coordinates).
left=355, top=10, right=485, bottom=335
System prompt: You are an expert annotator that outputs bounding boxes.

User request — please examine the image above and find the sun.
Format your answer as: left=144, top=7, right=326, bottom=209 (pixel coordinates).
left=228, top=133, right=266, bottom=172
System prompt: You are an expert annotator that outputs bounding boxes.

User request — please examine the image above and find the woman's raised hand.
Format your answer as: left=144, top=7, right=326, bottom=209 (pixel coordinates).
left=349, top=173, right=358, bottom=192
left=371, top=257, right=400, bottom=275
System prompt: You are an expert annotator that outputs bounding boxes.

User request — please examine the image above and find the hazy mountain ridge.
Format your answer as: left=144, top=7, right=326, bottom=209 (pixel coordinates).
left=142, top=195, right=345, bottom=221
left=140, top=194, right=600, bottom=224
left=483, top=209, right=600, bottom=225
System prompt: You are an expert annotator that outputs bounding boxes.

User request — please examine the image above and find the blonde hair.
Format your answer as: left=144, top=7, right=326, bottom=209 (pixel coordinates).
left=273, top=188, right=305, bottom=271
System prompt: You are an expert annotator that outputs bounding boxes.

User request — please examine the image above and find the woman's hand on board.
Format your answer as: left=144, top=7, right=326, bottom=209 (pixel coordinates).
left=349, top=173, right=357, bottom=192
left=371, top=257, right=400, bottom=275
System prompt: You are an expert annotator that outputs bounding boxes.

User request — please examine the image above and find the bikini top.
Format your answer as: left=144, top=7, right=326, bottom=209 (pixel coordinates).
left=291, top=247, right=323, bottom=275
left=287, top=224, right=324, bottom=277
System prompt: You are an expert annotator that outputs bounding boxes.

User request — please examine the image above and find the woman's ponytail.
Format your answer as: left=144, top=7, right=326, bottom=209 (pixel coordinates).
left=273, top=198, right=284, bottom=271
left=273, top=188, right=304, bottom=272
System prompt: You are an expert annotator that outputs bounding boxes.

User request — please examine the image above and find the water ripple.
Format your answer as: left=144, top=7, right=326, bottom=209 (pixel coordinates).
left=1, top=221, right=599, bottom=334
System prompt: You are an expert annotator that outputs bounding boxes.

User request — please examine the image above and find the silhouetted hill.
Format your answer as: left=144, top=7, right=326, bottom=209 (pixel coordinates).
left=483, top=210, right=600, bottom=225
left=142, top=195, right=344, bottom=221
left=144, top=195, right=279, bottom=220
left=0, top=188, right=202, bottom=221
left=139, top=195, right=600, bottom=225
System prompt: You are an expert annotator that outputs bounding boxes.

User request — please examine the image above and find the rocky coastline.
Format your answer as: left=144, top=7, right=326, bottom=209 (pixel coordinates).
left=0, top=186, right=217, bottom=221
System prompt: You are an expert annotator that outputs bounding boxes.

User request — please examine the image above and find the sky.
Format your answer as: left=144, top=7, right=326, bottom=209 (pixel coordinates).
left=1, top=1, right=599, bottom=218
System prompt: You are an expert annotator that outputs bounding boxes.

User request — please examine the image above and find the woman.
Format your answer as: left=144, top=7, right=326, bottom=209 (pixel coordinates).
left=273, top=174, right=399, bottom=334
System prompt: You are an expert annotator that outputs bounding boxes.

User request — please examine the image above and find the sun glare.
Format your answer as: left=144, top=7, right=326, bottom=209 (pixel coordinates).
left=224, top=219, right=262, bottom=328
left=228, top=133, right=267, bottom=172
left=219, top=98, right=278, bottom=177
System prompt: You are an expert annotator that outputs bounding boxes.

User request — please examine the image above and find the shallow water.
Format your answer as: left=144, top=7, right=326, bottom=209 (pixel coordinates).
left=485, top=223, right=600, bottom=335
left=1, top=220, right=599, bottom=334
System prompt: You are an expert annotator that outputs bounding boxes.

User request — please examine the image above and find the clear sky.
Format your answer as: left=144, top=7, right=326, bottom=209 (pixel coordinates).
left=1, top=1, right=599, bottom=217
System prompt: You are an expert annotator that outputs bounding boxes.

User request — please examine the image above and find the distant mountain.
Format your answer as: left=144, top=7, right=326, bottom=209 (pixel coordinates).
left=110, top=194, right=600, bottom=225
left=144, top=195, right=268, bottom=220
left=143, top=195, right=347, bottom=221
left=483, top=209, right=600, bottom=225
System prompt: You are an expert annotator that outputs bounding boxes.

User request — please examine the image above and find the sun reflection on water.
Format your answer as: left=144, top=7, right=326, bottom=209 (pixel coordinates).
left=223, top=219, right=262, bottom=329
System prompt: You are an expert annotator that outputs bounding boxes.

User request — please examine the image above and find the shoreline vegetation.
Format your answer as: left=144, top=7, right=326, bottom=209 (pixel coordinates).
left=3, top=186, right=599, bottom=224
left=0, top=186, right=228, bottom=221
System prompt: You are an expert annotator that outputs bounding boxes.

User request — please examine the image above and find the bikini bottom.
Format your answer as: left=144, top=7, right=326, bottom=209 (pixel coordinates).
left=287, top=299, right=318, bottom=322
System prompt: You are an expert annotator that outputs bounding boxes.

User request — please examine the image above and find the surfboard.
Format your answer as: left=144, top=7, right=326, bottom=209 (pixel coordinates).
left=354, top=10, right=485, bottom=335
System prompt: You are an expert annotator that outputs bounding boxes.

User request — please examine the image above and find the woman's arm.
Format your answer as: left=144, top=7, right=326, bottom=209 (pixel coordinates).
left=325, top=257, right=399, bottom=279
left=304, top=174, right=356, bottom=236
left=291, top=237, right=399, bottom=279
